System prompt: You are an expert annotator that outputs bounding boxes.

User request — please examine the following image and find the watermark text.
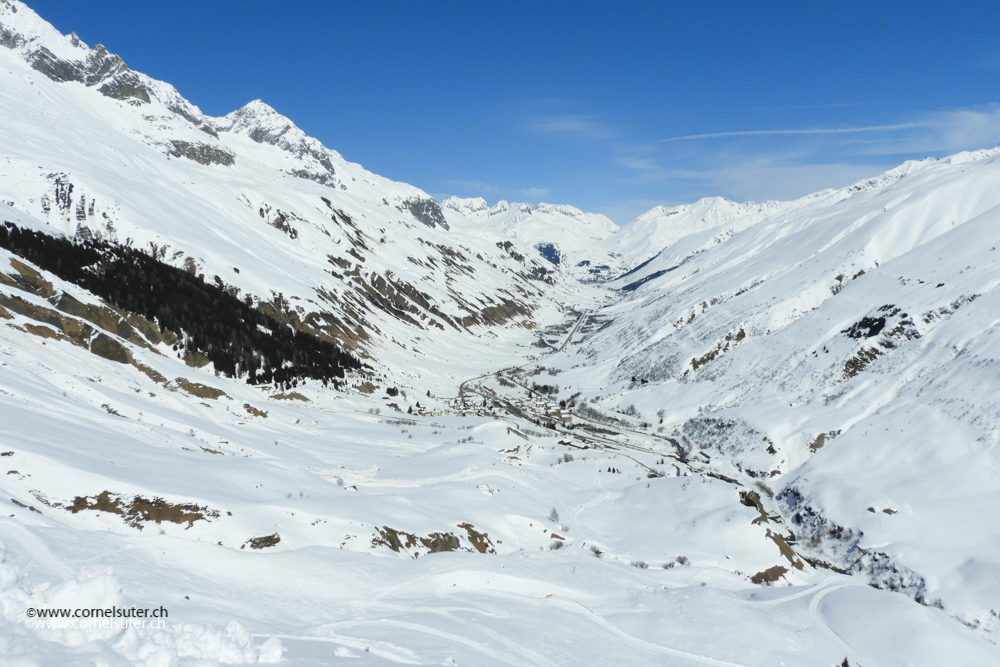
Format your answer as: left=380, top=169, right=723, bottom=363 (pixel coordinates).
left=24, top=606, right=169, bottom=631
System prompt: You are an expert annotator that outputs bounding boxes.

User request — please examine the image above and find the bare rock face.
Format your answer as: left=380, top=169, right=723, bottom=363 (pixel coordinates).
left=0, top=23, right=24, bottom=49
left=0, top=6, right=210, bottom=130
left=403, top=197, right=449, bottom=230
left=28, top=43, right=151, bottom=103
left=167, top=140, right=236, bottom=167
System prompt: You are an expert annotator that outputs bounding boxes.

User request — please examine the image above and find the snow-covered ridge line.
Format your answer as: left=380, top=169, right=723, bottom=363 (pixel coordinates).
left=0, top=0, right=205, bottom=124
left=606, top=145, right=1000, bottom=280
left=0, top=0, right=445, bottom=211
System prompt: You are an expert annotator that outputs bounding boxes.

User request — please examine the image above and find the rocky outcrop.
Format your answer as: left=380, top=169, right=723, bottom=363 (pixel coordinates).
left=167, top=140, right=235, bottom=166
left=403, top=197, right=449, bottom=230
left=215, top=100, right=341, bottom=187
left=28, top=44, right=151, bottom=103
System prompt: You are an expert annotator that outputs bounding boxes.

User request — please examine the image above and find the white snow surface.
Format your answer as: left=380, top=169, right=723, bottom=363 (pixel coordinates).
left=609, top=197, right=786, bottom=266
left=0, top=1, right=999, bottom=665
left=441, top=197, right=623, bottom=281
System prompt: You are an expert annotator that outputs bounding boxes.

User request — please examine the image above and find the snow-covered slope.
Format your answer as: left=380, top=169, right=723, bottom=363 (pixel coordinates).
left=0, top=0, right=598, bottom=398
left=1, top=1, right=999, bottom=665
left=608, top=157, right=945, bottom=272
left=441, top=197, right=624, bottom=281
left=610, top=197, right=787, bottom=271
left=525, top=146, right=1000, bottom=641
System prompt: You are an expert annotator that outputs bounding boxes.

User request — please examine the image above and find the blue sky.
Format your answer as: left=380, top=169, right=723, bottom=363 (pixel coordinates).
left=26, top=0, right=1000, bottom=223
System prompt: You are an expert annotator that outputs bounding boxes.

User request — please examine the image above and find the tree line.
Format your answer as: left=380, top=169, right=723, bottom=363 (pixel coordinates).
left=0, top=222, right=365, bottom=387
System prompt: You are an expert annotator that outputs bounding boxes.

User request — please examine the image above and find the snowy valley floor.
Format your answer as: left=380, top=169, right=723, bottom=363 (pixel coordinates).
left=1, top=288, right=998, bottom=667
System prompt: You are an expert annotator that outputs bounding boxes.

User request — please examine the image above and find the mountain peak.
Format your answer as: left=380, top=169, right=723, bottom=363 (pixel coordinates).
left=235, top=98, right=281, bottom=118
left=443, top=197, right=617, bottom=239
left=215, top=98, right=347, bottom=166
left=221, top=99, right=296, bottom=135
left=441, top=196, right=489, bottom=215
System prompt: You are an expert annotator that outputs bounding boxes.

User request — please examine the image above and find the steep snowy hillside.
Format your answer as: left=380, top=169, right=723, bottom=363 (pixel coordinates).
left=0, top=0, right=595, bottom=398
left=1, top=1, right=999, bottom=666
left=610, top=197, right=788, bottom=273
left=519, top=147, right=1000, bottom=642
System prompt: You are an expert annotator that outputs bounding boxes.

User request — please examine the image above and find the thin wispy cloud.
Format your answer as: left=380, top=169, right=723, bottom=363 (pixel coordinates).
left=615, top=153, right=665, bottom=177
left=935, top=106, right=1000, bottom=148
left=444, top=179, right=503, bottom=194
left=848, top=105, right=1000, bottom=155
left=665, top=158, right=893, bottom=203
left=660, top=123, right=925, bottom=142
left=624, top=105, right=999, bottom=199
left=528, top=115, right=619, bottom=140
left=520, top=100, right=1000, bottom=222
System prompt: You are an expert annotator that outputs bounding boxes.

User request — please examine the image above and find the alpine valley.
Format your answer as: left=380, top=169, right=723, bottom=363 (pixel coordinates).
left=0, top=2, right=999, bottom=665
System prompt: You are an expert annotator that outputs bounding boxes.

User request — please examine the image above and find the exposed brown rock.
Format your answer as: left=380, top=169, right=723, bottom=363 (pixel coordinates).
left=23, top=323, right=70, bottom=342
left=766, top=529, right=804, bottom=570
left=90, top=333, right=131, bottom=363
left=458, top=522, right=496, bottom=554
left=245, top=533, right=281, bottom=549
left=182, top=349, right=211, bottom=368
left=243, top=403, right=268, bottom=418
left=68, top=490, right=217, bottom=529
left=272, top=392, right=309, bottom=402
left=173, top=377, right=228, bottom=400
left=750, top=565, right=788, bottom=584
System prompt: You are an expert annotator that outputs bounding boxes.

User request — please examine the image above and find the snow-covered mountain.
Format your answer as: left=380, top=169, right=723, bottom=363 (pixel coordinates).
left=1, top=1, right=999, bottom=665
left=0, top=0, right=603, bottom=397
left=441, top=197, right=623, bottom=281
left=610, top=197, right=787, bottom=268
